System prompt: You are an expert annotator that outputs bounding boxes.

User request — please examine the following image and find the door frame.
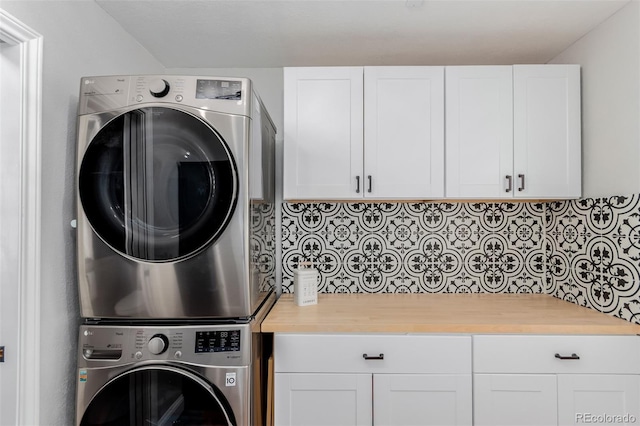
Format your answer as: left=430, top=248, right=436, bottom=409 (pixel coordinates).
left=0, top=9, right=43, bottom=425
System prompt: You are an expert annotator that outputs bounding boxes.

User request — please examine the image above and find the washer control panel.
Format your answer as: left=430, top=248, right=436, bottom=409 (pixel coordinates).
left=195, top=330, right=241, bottom=353
left=78, top=324, right=250, bottom=367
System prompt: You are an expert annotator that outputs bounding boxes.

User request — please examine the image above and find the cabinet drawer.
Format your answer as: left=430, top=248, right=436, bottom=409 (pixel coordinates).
left=473, top=335, right=640, bottom=374
left=275, top=334, right=471, bottom=374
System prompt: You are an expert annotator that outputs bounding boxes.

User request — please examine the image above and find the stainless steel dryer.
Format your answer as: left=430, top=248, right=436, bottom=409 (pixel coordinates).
left=75, top=295, right=272, bottom=426
left=76, top=75, right=276, bottom=320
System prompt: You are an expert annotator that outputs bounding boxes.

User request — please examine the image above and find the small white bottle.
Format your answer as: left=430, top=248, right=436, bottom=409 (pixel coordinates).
left=294, top=261, right=318, bottom=306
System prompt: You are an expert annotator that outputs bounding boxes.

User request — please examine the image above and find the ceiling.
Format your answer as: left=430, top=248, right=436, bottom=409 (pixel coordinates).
left=95, top=0, right=631, bottom=68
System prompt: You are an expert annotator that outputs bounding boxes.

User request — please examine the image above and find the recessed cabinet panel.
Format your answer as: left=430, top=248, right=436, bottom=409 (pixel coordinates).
left=474, top=374, right=558, bottom=426
left=275, top=373, right=372, bottom=426
left=557, top=374, right=640, bottom=426
left=513, top=65, right=581, bottom=198
left=445, top=66, right=513, bottom=198
left=374, top=374, right=472, bottom=426
left=283, top=67, right=363, bottom=199
left=365, top=66, right=444, bottom=198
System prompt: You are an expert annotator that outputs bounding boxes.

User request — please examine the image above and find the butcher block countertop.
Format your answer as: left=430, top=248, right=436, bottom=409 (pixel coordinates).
left=261, top=293, right=640, bottom=335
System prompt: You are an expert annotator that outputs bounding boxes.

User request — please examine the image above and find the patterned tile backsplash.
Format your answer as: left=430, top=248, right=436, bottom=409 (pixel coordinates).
left=282, top=195, right=640, bottom=325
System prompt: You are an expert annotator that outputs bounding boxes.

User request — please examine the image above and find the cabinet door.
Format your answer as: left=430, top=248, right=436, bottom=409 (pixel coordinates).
left=283, top=67, right=364, bottom=200
left=474, top=374, right=558, bottom=426
left=445, top=66, right=513, bottom=198
left=557, top=374, right=640, bottom=426
left=513, top=65, right=581, bottom=199
left=364, top=66, right=444, bottom=199
left=373, top=374, right=472, bottom=426
left=275, top=373, right=372, bottom=426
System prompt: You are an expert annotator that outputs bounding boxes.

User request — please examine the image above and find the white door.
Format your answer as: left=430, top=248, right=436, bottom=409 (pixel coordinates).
left=374, top=374, right=472, bottom=426
left=474, top=374, right=558, bottom=426
left=513, top=65, right=581, bottom=199
left=445, top=66, right=513, bottom=198
left=364, top=66, right=444, bottom=199
left=283, top=67, right=363, bottom=200
left=558, top=374, right=640, bottom=426
left=275, top=373, right=372, bottom=426
left=0, top=10, right=42, bottom=426
left=0, top=39, right=21, bottom=426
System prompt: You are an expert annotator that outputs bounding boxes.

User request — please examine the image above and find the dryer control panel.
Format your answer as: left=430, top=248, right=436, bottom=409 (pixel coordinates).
left=78, top=75, right=254, bottom=118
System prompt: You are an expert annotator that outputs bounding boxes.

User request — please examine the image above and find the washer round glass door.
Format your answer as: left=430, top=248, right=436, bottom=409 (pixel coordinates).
left=80, top=366, right=235, bottom=426
left=79, top=107, right=237, bottom=262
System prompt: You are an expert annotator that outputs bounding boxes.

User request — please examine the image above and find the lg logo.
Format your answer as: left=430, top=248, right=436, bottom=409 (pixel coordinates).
left=225, top=372, right=236, bottom=387
left=84, top=79, right=95, bottom=85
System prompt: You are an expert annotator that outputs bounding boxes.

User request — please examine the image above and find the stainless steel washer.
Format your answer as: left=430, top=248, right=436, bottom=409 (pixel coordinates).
left=75, top=75, right=276, bottom=320
left=75, top=296, right=272, bottom=426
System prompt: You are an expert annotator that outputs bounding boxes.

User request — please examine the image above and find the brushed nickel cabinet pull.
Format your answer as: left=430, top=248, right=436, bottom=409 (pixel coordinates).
left=555, top=353, right=580, bottom=360
left=363, top=353, right=384, bottom=360
left=356, top=176, right=360, bottom=193
left=505, top=175, right=512, bottom=193
left=367, top=175, right=372, bottom=193
left=518, top=174, right=525, bottom=191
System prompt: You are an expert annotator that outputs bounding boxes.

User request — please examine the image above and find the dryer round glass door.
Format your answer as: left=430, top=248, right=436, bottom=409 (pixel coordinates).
left=79, top=366, right=236, bottom=426
left=79, top=107, right=237, bottom=262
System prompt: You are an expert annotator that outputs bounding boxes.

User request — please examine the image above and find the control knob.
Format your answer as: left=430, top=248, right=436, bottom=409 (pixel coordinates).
left=148, top=334, right=169, bottom=355
left=149, top=78, right=170, bottom=98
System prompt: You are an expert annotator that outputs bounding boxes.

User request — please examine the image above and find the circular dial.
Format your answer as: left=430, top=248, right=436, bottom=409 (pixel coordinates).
left=149, top=78, right=170, bottom=98
left=148, top=334, right=169, bottom=355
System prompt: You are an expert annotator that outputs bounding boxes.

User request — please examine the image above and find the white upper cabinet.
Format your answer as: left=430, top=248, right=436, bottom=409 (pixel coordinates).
left=284, top=66, right=445, bottom=200
left=513, top=65, right=581, bottom=199
left=283, top=67, right=363, bottom=199
left=445, top=66, right=514, bottom=198
left=364, top=66, right=444, bottom=199
left=445, top=64, right=581, bottom=199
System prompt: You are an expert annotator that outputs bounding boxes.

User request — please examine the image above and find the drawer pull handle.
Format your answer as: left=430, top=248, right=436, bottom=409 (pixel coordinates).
left=555, top=353, right=580, bottom=360
left=363, top=353, right=384, bottom=360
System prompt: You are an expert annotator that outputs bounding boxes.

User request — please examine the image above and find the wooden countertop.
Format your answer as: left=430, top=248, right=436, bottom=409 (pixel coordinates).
left=261, top=293, right=640, bottom=335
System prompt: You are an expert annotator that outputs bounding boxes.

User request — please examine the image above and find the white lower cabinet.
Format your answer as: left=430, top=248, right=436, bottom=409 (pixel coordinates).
left=474, top=374, right=558, bottom=426
left=473, top=335, right=640, bottom=426
left=274, top=334, right=640, bottom=426
left=557, top=374, right=640, bottom=426
left=276, top=373, right=372, bottom=426
left=374, top=374, right=472, bottom=426
left=274, top=334, right=472, bottom=426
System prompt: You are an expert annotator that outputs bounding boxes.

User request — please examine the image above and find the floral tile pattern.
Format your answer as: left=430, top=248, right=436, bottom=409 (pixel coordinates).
left=545, top=195, right=640, bottom=324
left=281, top=195, right=640, bottom=325
left=282, top=202, right=547, bottom=294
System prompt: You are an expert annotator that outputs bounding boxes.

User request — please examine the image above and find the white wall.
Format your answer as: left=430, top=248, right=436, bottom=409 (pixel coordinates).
left=549, top=1, right=640, bottom=198
left=0, top=1, right=163, bottom=424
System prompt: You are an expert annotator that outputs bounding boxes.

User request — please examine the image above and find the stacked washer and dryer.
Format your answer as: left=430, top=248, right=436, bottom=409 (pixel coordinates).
left=74, top=75, right=276, bottom=426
